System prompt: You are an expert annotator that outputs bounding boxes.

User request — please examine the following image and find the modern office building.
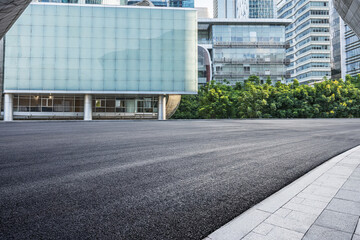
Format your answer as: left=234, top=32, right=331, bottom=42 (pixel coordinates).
left=238, top=0, right=276, bottom=18
left=329, top=1, right=360, bottom=80
left=128, top=0, right=167, bottom=7
left=277, top=0, right=332, bottom=84
left=333, top=0, right=360, bottom=38
left=198, top=19, right=291, bottom=85
left=169, top=0, right=194, bottom=8
left=0, top=3, right=198, bottom=121
left=344, top=24, right=360, bottom=78
left=214, top=0, right=276, bottom=18
left=213, top=0, right=238, bottom=18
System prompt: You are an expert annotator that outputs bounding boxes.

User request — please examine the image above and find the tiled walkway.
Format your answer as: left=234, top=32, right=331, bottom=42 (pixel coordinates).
left=206, top=146, right=360, bottom=240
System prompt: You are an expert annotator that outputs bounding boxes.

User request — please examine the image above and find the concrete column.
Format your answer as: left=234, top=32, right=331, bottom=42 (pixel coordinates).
left=84, top=94, right=92, bottom=121
left=4, top=93, right=13, bottom=122
left=158, top=95, right=166, bottom=121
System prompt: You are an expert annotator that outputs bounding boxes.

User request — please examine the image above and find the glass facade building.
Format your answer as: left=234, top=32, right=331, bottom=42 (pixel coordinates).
left=169, top=0, right=194, bottom=8
left=213, top=0, right=237, bottom=18
left=277, top=0, right=331, bottom=84
left=329, top=7, right=360, bottom=80
left=344, top=25, right=360, bottom=77
left=1, top=3, right=198, bottom=120
left=247, top=0, right=275, bottom=18
left=127, top=0, right=167, bottom=7
left=198, top=19, right=291, bottom=85
left=329, top=6, right=344, bottom=80
left=213, top=0, right=275, bottom=19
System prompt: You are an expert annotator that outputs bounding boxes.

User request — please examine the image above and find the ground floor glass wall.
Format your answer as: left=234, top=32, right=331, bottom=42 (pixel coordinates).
left=1, top=94, right=158, bottom=119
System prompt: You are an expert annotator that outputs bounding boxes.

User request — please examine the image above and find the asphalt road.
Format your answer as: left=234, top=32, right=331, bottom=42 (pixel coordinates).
left=1, top=119, right=360, bottom=240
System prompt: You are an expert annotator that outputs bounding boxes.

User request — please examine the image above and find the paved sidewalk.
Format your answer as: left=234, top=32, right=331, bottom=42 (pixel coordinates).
left=206, top=146, right=360, bottom=240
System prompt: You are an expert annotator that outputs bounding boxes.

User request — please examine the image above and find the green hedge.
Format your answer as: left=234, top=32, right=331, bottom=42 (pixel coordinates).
left=172, top=74, right=360, bottom=119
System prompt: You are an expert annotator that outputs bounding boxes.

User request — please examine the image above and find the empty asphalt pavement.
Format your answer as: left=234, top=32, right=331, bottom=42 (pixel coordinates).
left=1, top=119, right=360, bottom=240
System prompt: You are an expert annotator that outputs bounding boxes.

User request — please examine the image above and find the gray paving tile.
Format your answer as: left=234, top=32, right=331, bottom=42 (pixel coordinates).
left=301, top=198, right=329, bottom=209
left=327, top=198, right=360, bottom=216
left=356, top=218, right=360, bottom=235
left=283, top=202, right=325, bottom=215
left=350, top=175, right=360, bottom=181
left=297, top=192, right=333, bottom=203
left=289, top=196, right=305, bottom=204
left=242, top=232, right=267, bottom=240
left=264, top=209, right=317, bottom=233
left=314, top=210, right=358, bottom=233
left=302, top=185, right=339, bottom=198
left=265, top=227, right=304, bottom=240
left=350, top=167, right=360, bottom=180
left=208, top=209, right=270, bottom=240
left=342, top=179, right=360, bottom=193
left=335, top=189, right=360, bottom=202
left=326, top=166, right=356, bottom=177
left=253, top=223, right=274, bottom=235
left=244, top=226, right=303, bottom=240
left=352, top=234, right=360, bottom=240
left=303, top=225, right=352, bottom=240
left=273, top=208, right=292, bottom=218
left=339, top=156, right=360, bottom=165
left=313, top=173, right=348, bottom=189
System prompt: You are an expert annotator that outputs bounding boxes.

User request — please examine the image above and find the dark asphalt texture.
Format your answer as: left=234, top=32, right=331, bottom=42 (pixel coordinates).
left=1, top=119, right=360, bottom=240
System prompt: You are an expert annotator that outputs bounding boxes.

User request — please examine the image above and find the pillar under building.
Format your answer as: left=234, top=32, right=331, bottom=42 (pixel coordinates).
left=4, top=93, right=13, bottom=121
left=158, top=95, right=166, bottom=121
left=84, top=94, right=92, bottom=121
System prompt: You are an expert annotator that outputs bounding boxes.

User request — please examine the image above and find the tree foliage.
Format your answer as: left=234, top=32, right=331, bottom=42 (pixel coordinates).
left=172, top=74, right=360, bottom=119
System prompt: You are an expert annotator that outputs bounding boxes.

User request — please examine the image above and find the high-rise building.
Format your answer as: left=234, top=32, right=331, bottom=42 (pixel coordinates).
left=214, top=0, right=275, bottom=18
left=128, top=0, right=194, bottom=8
left=128, top=0, right=167, bottom=7
left=213, top=0, right=238, bottom=18
left=344, top=24, right=360, bottom=78
left=330, top=9, right=360, bottom=80
left=169, top=0, right=194, bottom=8
left=238, top=0, right=276, bottom=18
left=277, top=0, right=331, bottom=84
left=329, top=4, right=345, bottom=80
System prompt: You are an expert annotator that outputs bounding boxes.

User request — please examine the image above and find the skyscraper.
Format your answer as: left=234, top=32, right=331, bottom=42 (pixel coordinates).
left=169, top=0, right=194, bottom=8
left=127, top=0, right=167, bottom=7
left=213, top=0, right=238, bottom=18
left=213, top=0, right=275, bottom=18
left=277, top=0, right=331, bottom=84
left=128, top=0, right=194, bottom=7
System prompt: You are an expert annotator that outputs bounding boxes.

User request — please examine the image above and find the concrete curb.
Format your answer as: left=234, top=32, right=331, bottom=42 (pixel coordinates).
left=205, top=145, right=360, bottom=240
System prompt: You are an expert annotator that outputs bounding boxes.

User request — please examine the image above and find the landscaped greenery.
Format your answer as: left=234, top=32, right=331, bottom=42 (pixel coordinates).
left=172, top=74, right=360, bottom=119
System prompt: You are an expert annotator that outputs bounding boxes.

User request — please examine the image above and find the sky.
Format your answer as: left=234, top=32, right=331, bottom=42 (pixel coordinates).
left=195, top=0, right=213, bottom=17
